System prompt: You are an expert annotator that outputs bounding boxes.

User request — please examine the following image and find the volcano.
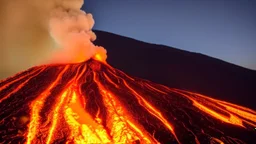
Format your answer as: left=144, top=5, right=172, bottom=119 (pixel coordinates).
left=0, top=59, right=255, bottom=144
left=93, top=30, right=256, bottom=110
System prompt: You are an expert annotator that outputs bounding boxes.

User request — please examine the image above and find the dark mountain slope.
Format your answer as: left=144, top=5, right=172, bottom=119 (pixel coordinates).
left=0, top=59, right=255, bottom=143
left=93, top=30, right=256, bottom=109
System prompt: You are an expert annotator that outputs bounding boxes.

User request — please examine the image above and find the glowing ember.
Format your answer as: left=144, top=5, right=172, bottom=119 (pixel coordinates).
left=0, top=59, right=255, bottom=143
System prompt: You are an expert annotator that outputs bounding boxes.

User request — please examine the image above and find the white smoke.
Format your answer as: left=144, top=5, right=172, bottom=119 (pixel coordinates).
left=0, top=0, right=107, bottom=79
left=48, top=0, right=107, bottom=64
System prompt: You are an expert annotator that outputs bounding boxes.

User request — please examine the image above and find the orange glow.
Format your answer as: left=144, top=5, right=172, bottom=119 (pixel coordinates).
left=93, top=54, right=104, bottom=62
left=193, top=100, right=243, bottom=127
left=144, top=83, right=167, bottom=95
left=171, top=89, right=256, bottom=128
left=122, top=80, right=180, bottom=143
left=102, top=72, right=119, bottom=88
left=24, top=66, right=160, bottom=143
left=0, top=67, right=45, bottom=103
left=1, top=60, right=255, bottom=143
left=64, top=88, right=111, bottom=144
left=92, top=71, right=157, bottom=143
left=92, top=46, right=107, bottom=63
left=46, top=90, right=68, bottom=144
left=74, top=53, right=89, bottom=63
left=26, top=66, right=69, bottom=144
left=211, top=137, right=224, bottom=144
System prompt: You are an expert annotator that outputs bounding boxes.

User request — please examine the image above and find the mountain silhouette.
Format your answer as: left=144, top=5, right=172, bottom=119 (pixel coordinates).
left=93, top=30, right=256, bottom=110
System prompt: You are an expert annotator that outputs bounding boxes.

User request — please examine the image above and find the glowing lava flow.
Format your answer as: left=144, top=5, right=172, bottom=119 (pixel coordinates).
left=171, top=89, right=256, bottom=128
left=0, top=59, right=255, bottom=144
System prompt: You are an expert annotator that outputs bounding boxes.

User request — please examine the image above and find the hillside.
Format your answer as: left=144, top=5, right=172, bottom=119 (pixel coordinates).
left=0, top=59, right=255, bottom=143
left=93, top=30, right=256, bottom=110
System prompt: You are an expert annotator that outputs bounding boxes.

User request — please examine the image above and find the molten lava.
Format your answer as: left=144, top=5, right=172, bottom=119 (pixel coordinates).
left=0, top=59, right=255, bottom=143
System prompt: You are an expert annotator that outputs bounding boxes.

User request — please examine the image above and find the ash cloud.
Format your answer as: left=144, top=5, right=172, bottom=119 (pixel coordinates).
left=0, top=0, right=106, bottom=80
left=48, top=1, right=101, bottom=64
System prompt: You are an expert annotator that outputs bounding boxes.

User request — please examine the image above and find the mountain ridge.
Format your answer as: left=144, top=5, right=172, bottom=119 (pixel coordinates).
left=93, top=30, right=256, bottom=110
left=93, top=30, right=256, bottom=72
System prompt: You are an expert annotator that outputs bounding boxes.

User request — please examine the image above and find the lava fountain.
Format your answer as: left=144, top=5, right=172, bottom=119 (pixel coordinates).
left=0, top=57, right=255, bottom=144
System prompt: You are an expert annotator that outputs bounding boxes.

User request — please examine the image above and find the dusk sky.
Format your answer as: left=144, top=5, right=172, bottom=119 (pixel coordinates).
left=83, top=0, right=256, bottom=70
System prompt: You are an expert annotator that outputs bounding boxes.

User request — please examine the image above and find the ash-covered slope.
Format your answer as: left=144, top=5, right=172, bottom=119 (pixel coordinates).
left=93, top=30, right=256, bottom=110
left=0, top=59, right=255, bottom=144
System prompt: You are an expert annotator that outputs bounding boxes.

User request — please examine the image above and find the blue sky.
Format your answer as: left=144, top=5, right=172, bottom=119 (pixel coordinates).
left=83, top=0, right=256, bottom=70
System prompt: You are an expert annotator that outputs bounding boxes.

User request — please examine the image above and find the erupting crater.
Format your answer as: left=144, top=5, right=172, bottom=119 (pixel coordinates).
left=0, top=59, right=255, bottom=144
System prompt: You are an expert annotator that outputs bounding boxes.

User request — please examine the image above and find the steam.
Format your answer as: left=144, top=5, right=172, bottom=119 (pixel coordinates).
left=0, top=0, right=105, bottom=79
left=48, top=0, right=107, bottom=64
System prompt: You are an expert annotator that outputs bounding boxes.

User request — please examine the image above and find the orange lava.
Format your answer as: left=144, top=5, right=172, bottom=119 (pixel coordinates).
left=24, top=61, right=256, bottom=143
left=26, top=66, right=69, bottom=144
left=92, top=71, right=157, bottom=143
left=24, top=63, right=159, bottom=143
left=171, top=89, right=256, bottom=128
left=92, top=46, right=107, bottom=63
left=0, top=59, right=255, bottom=144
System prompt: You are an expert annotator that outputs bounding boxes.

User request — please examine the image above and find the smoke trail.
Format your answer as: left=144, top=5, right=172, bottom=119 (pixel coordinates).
left=0, top=0, right=106, bottom=79
left=48, top=0, right=107, bottom=64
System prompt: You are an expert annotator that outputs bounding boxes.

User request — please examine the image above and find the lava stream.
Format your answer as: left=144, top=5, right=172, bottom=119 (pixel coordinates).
left=0, top=59, right=255, bottom=144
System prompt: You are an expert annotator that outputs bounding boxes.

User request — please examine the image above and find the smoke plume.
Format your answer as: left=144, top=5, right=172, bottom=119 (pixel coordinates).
left=48, top=0, right=107, bottom=64
left=0, top=0, right=106, bottom=80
